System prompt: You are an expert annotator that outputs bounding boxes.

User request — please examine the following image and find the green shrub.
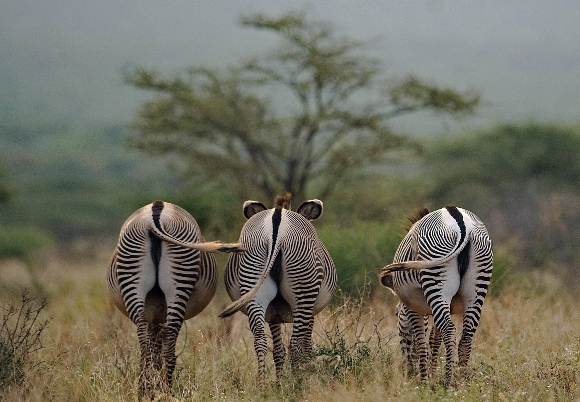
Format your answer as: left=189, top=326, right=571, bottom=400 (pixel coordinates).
left=0, top=226, right=53, bottom=260
left=318, top=221, right=404, bottom=293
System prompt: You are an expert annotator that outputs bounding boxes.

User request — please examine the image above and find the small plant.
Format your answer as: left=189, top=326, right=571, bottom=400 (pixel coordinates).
left=0, top=290, right=49, bottom=390
left=313, top=288, right=395, bottom=382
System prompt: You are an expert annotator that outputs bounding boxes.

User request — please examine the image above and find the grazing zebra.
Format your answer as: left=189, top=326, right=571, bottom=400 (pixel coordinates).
left=378, top=205, right=493, bottom=387
left=107, top=200, right=242, bottom=396
left=220, top=194, right=337, bottom=388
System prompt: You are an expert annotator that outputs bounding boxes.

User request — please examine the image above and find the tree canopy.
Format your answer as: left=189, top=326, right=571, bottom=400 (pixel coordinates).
left=126, top=11, right=480, bottom=203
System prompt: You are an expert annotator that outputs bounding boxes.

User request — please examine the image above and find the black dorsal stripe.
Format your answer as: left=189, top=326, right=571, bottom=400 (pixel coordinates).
left=150, top=200, right=165, bottom=276
left=445, top=204, right=467, bottom=253
left=151, top=200, right=165, bottom=231
left=271, top=206, right=282, bottom=256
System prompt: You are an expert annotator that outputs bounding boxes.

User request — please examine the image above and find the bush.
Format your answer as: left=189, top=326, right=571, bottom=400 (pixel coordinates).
left=318, top=221, right=404, bottom=293
left=312, top=289, right=395, bottom=383
left=0, top=290, right=49, bottom=390
left=0, top=226, right=52, bottom=260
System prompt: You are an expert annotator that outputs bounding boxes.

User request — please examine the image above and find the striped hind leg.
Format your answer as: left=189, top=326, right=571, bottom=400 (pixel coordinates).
left=408, top=310, right=428, bottom=380
left=421, top=266, right=460, bottom=387
left=396, top=303, right=426, bottom=378
left=134, top=313, right=163, bottom=396
left=458, top=235, right=493, bottom=378
left=269, top=323, right=286, bottom=383
left=285, top=257, right=322, bottom=369
left=160, top=318, right=184, bottom=391
left=428, top=322, right=442, bottom=378
left=288, top=287, right=319, bottom=370
left=301, top=315, right=315, bottom=359
left=430, top=304, right=456, bottom=387
left=395, top=303, right=414, bottom=376
left=247, top=275, right=278, bottom=389
left=248, top=301, right=270, bottom=389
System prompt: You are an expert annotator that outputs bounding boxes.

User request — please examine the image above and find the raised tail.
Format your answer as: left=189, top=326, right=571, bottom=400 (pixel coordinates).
left=149, top=222, right=243, bottom=253
left=378, top=205, right=471, bottom=280
left=149, top=201, right=244, bottom=253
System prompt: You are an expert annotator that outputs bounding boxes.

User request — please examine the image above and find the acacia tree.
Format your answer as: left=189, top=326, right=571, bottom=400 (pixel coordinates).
left=126, top=12, right=480, bottom=203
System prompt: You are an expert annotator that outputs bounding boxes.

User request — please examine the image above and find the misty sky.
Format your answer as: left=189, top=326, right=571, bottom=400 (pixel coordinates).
left=1, top=0, right=579, bottom=135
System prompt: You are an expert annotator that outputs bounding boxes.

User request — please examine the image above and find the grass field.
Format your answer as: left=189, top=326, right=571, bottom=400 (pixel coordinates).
left=1, top=247, right=579, bottom=401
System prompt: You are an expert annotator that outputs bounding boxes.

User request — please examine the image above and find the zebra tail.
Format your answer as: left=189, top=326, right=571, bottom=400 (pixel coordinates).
left=378, top=261, right=425, bottom=279
left=218, top=249, right=277, bottom=317
left=149, top=223, right=244, bottom=253
left=219, top=205, right=285, bottom=318
left=378, top=230, right=472, bottom=279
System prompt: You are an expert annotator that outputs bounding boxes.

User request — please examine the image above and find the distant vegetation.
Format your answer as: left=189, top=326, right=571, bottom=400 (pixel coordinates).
left=2, top=120, right=579, bottom=293
left=0, top=123, right=178, bottom=243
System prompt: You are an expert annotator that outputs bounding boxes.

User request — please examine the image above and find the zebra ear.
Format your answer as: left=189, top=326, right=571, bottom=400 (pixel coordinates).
left=296, top=199, right=323, bottom=220
left=243, top=201, right=268, bottom=219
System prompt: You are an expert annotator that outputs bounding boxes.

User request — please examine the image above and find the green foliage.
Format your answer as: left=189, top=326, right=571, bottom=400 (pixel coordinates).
left=0, top=291, right=49, bottom=390
left=0, top=123, right=176, bottom=242
left=424, top=123, right=580, bottom=204
left=318, top=221, right=403, bottom=293
left=0, top=226, right=52, bottom=260
left=126, top=11, right=479, bottom=204
left=388, top=75, right=480, bottom=117
left=314, top=334, right=372, bottom=379
left=487, top=250, right=514, bottom=296
left=422, top=122, right=580, bottom=271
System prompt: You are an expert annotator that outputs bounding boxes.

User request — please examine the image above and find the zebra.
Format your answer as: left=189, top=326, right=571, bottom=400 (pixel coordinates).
left=107, top=200, right=242, bottom=396
left=378, top=205, right=493, bottom=387
left=219, top=193, right=337, bottom=388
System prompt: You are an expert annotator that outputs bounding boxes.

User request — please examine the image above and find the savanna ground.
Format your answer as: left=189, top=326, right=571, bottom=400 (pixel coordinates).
left=1, top=245, right=580, bottom=402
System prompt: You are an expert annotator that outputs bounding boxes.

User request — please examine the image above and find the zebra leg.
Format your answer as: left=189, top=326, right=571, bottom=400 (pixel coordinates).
left=289, top=308, right=316, bottom=370
left=431, top=305, right=456, bottom=387
left=421, top=263, right=460, bottom=387
left=458, top=230, right=493, bottom=379
left=408, top=310, right=428, bottom=380
left=148, top=323, right=164, bottom=372
left=136, top=315, right=157, bottom=397
left=396, top=303, right=415, bottom=376
left=269, top=323, right=286, bottom=384
left=457, top=313, right=477, bottom=379
left=301, top=315, right=315, bottom=360
left=247, top=300, right=269, bottom=389
left=160, top=320, right=183, bottom=393
left=428, top=323, right=442, bottom=379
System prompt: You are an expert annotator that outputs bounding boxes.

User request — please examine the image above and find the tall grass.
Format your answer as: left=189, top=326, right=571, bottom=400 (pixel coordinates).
left=1, top=249, right=579, bottom=401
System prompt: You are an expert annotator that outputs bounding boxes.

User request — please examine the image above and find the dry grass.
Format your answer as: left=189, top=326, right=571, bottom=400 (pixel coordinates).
left=1, top=250, right=579, bottom=401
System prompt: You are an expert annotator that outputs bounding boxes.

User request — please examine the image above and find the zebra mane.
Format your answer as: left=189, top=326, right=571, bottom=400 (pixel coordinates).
left=274, top=192, right=292, bottom=210
left=404, top=206, right=430, bottom=232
